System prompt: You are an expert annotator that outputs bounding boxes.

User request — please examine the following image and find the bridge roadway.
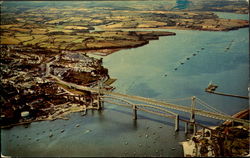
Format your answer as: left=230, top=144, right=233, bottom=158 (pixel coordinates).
left=50, top=75, right=249, bottom=125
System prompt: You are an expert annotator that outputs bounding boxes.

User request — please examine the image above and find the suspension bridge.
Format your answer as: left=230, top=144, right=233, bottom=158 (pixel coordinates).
left=50, top=75, right=249, bottom=132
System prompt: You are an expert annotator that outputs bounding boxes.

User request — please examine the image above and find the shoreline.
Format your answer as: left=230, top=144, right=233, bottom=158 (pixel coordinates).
left=0, top=105, right=100, bottom=129
left=100, top=23, right=249, bottom=32
left=181, top=108, right=250, bottom=157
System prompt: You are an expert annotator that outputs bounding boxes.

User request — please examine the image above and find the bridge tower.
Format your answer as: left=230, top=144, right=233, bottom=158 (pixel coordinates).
left=190, top=96, right=196, bottom=135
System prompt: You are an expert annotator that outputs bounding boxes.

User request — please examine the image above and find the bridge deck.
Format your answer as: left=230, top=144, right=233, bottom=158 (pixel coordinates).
left=50, top=75, right=249, bottom=125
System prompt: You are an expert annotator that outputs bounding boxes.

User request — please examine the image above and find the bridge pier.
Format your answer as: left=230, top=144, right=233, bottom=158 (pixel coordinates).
left=185, top=122, right=188, bottom=134
left=133, top=105, right=137, bottom=120
left=97, top=79, right=104, bottom=110
left=175, top=115, right=179, bottom=132
left=193, top=123, right=197, bottom=135
left=101, top=99, right=104, bottom=109
left=97, top=96, right=103, bottom=110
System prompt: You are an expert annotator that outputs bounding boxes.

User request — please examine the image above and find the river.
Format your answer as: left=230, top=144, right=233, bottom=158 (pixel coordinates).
left=1, top=12, right=249, bottom=157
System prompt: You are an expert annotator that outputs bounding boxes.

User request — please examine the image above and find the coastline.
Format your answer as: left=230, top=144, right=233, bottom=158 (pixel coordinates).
left=181, top=108, right=250, bottom=157
left=1, top=1, right=249, bottom=156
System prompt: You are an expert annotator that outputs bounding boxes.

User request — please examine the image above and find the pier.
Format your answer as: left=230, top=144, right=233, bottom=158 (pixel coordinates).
left=205, top=83, right=249, bottom=99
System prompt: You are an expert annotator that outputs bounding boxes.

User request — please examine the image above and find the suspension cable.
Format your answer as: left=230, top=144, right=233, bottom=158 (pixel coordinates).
left=159, top=97, right=192, bottom=103
left=196, top=97, right=229, bottom=116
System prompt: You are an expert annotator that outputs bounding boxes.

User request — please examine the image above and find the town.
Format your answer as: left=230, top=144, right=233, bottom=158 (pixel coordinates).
left=0, top=1, right=249, bottom=157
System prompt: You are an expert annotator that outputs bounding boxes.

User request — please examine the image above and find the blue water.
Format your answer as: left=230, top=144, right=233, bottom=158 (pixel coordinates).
left=104, top=27, right=249, bottom=116
left=215, top=11, right=249, bottom=20
left=2, top=30, right=249, bottom=157
left=1, top=3, right=249, bottom=157
left=173, top=0, right=191, bottom=10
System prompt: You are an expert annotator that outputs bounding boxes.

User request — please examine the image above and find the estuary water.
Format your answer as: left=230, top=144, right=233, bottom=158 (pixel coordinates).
left=1, top=13, right=249, bottom=157
left=104, top=27, right=249, bottom=116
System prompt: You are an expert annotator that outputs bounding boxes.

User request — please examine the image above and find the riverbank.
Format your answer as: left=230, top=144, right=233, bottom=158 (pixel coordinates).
left=181, top=108, right=250, bottom=157
left=0, top=46, right=111, bottom=128
left=1, top=1, right=249, bottom=157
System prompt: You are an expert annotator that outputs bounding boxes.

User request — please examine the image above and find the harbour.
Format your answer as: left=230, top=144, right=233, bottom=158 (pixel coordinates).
left=2, top=26, right=249, bottom=157
left=1, top=1, right=249, bottom=157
